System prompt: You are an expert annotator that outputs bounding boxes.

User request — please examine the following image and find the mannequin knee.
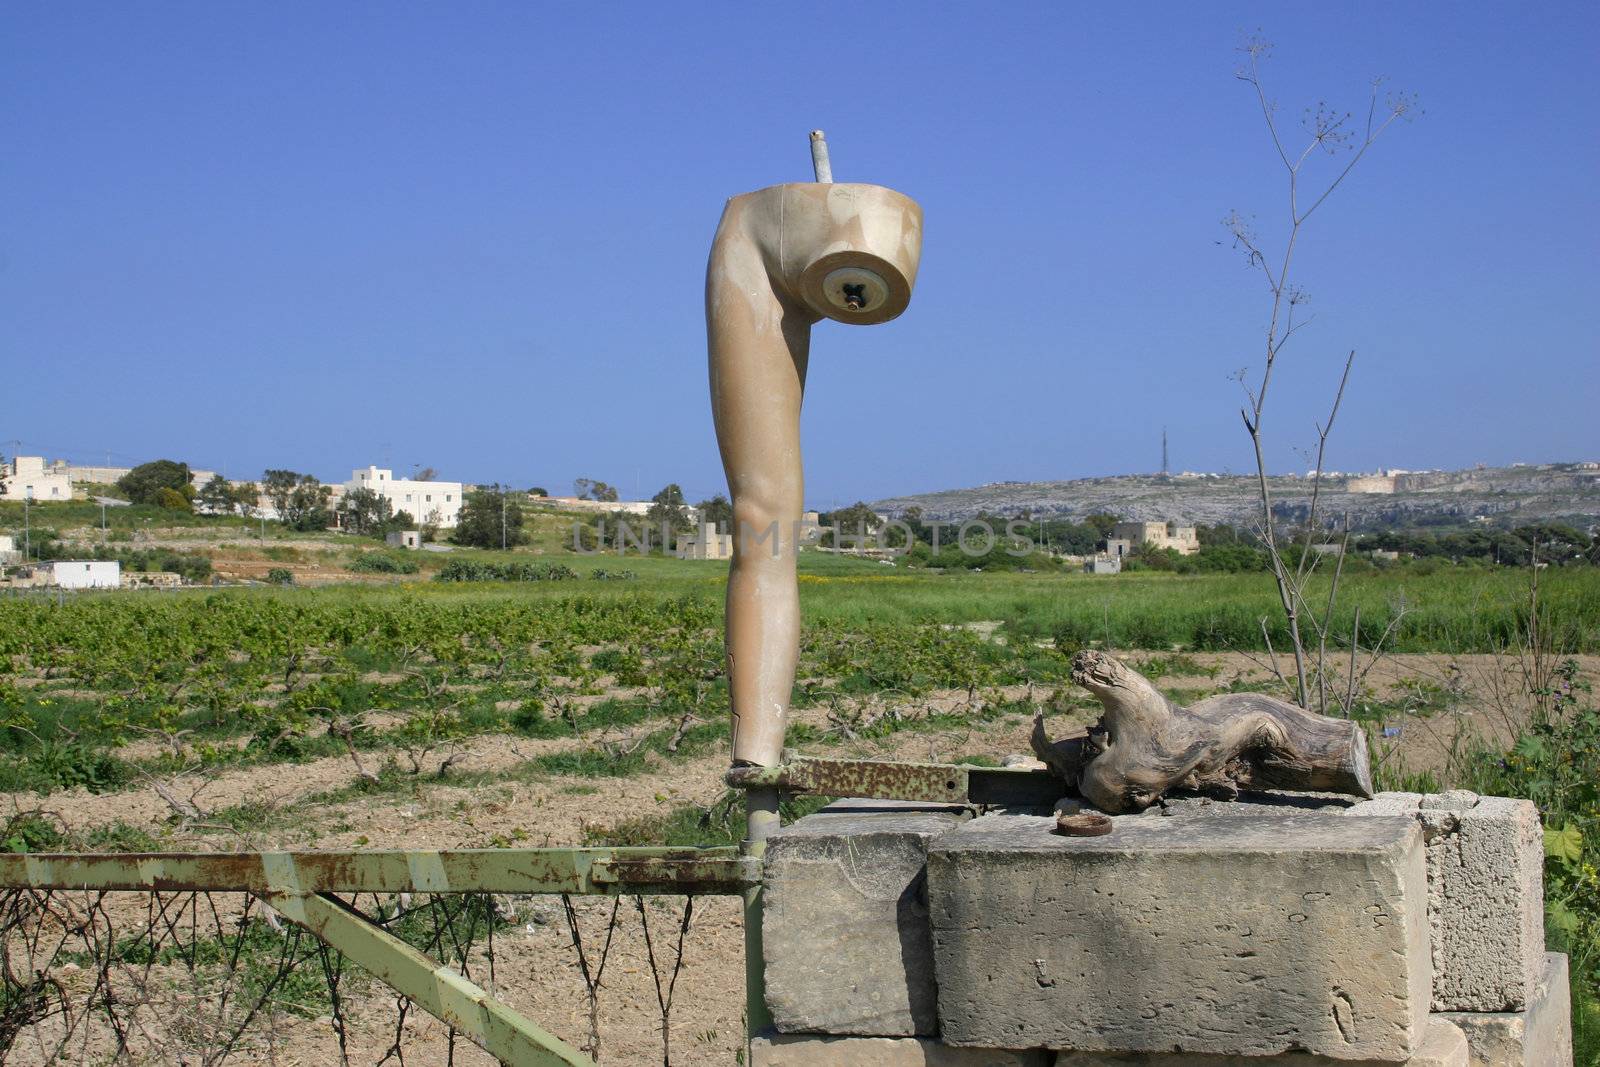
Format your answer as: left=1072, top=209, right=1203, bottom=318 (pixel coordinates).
left=732, top=492, right=796, bottom=561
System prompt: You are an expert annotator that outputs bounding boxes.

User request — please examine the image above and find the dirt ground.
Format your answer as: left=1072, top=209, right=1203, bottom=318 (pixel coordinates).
left=5, top=650, right=1591, bottom=1065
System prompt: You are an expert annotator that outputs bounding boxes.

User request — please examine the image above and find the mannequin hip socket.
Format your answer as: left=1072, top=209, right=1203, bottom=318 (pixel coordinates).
left=706, top=181, right=923, bottom=768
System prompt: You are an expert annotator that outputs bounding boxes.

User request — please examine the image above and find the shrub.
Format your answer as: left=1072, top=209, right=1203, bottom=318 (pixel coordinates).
left=153, top=486, right=192, bottom=511
left=2, top=812, right=66, bottom=853
left=12, top=741, right=132, bottom=794
left=350, top=552, right=419, bottom=575
left=435, top=559, right=577, bottom=583
left=265, top=568, right=295, bottom=586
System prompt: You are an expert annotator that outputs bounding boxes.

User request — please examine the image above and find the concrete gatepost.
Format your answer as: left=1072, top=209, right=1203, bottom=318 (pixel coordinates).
left=762, top=799, right=968, bottom=1036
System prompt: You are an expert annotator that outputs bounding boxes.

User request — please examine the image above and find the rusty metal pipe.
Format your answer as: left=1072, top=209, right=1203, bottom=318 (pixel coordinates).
left=809, top=129, right=833, bottom=183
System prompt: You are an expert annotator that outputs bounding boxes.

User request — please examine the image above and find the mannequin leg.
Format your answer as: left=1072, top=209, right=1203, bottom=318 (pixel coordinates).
left=708, top=238, right=812, bottom=768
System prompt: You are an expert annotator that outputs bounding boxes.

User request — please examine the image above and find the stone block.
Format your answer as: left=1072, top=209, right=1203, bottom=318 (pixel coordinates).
left=1348, top=792, right=1545, bottom=1011
left=751, top=1032, right=1050, bottom=1067
left=1346, top=792, right=1424, bottom=818
left=929, top=811, right=1430, bottom=1061
left=1144, top=790, right=1358, bottom=819
left=1437, top=952, right=1573, bottom=1066
left=1051, top=1017, right=1470, bottom=1066
left=763, top=800, right=966, bottom=1036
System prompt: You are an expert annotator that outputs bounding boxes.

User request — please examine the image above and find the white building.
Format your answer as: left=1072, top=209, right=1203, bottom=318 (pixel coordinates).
left=62, top=463, right=133, bottom=485
left=2, top=456, right=73, bottom=501
left=543, top=496, right=655, bottom=517
left=346, top=467, right=464, bottom=528
left=31, top=560, right=122, bottom=589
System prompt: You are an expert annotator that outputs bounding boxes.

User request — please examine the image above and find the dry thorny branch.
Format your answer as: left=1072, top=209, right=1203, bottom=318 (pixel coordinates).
left=1224, top=36, right=1419, bottom=715
left=560, top=892, right=696, bottom=1066
left=0, top=888, right=323, bottom=1066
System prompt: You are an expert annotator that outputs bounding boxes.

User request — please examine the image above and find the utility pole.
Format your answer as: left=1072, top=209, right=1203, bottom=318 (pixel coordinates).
left=501, top=487, right=507, bottom=551
left=1161, top=427, right=1169, bottom=476
left=101, top=499, right=107, bottom=543
left=23, top=494, right=30, bottom=560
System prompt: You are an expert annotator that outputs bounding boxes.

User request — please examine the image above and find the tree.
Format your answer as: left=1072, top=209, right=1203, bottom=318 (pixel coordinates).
left=1511, top=523, right=1588, bottom=566
left=230, top=482, right=260, bottom=518
left=528, top=486, right=549, bottom=498
left=197, top=475, right=235, bottom=515
left=262, top=470, right=301, bottom=521
left=1225, top=37, right=1417, bottom=712
left=452, top=484, right=528, bottom=549
left=286, top=480, right=332, bottom=531
left=1083, top=513, right=1121, bottom=539
left=574, top=478, right=619, bottom=502
left=820, top=502, right=883, bottom=543
left=413, top=466, right=439, bottom=481
left=1031, top=518, right=1099, bottom=556
left=1196, top=523, right=1243, bottom=547
left=648, top=483, right=692, bottom=534
left=694, top=494, right=733, bottom=532
left=118, top=460, right=191, bottom=505
left=264, top=470, right=331, bottom=531
left=337, top=486, right=394, bottom=537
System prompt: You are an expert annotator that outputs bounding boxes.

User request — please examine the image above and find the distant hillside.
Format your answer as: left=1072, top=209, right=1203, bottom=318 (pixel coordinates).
left=869, top=463, right=1600, bottom=531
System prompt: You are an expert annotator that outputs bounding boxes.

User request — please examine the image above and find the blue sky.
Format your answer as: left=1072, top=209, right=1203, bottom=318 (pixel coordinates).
left=4, top=4, right=1596, bottom=509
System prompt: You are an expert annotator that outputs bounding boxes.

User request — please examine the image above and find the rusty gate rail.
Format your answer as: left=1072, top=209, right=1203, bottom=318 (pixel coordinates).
left=0, top=845, right=755, bottom=895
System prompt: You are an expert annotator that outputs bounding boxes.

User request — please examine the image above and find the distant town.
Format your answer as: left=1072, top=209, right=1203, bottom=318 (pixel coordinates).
left=3, top=452, right=1598, bottom=591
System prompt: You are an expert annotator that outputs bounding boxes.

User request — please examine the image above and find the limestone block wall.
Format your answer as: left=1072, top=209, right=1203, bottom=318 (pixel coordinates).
left=755, top=793, right=1573, bottom=1067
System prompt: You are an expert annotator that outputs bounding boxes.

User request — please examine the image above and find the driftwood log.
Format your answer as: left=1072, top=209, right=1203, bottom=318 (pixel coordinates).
left=1031, top=650, right=1373, bottom=814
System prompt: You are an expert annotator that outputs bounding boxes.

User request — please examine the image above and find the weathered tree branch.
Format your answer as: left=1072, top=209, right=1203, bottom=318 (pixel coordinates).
left=1032, top=651, right=1372, bottom=814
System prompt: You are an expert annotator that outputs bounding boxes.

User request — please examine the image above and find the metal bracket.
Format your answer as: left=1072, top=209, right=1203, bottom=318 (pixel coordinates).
left=726, top=751, right=1067, bottom=808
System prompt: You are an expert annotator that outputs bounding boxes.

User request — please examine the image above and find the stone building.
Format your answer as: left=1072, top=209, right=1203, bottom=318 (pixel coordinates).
left=2, top=456, right=73, bottom=501
left=676, top=522, right=733, bottom=561
left=1110, top=520, right=1199, bottom=555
